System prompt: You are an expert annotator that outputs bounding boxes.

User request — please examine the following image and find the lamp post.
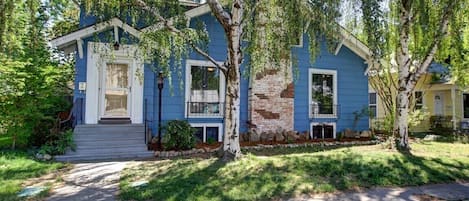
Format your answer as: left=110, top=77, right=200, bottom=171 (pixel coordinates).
left=157, top=71, right=164, bottom=148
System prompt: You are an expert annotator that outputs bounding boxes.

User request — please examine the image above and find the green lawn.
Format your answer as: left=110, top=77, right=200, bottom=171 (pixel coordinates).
left=120, top=141, right=469, bottom=201
left=0, top=151, right=65, bottom=201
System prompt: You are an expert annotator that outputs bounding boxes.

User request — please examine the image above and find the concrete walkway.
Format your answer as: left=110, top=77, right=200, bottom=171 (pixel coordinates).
left=287, top=182, right=469, bottom=201
left=46, top=162, right=128, bottom=201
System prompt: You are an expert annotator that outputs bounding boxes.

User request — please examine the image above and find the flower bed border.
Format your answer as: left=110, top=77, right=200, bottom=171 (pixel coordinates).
left=154, top=139, right=380, bottom=158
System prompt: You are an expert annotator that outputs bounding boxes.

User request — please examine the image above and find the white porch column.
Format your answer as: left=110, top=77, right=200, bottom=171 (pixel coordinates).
left=451, top=87, right=457, bottom=130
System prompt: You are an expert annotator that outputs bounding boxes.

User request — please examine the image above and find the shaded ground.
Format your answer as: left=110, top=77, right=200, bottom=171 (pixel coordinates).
left=46, top=162, right=128, bottom=201
left=119, top=142, right=469, bottom=201
left=0, top=151, right=65, bottom=201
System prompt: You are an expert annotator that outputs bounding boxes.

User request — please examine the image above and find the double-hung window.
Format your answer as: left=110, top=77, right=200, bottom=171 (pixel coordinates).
left=309, top=69, right=338, bottom=118
left=369, top=92, right=377, bottom=118
left=185, top=60, right=225, bottom=117
left=414, top=91, right=423, bottom=110
left=464, top=94, right=469, bottom=119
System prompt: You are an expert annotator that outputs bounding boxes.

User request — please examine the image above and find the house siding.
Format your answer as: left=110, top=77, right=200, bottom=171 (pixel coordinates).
left=293, top=37, right=369, bottom=134
left=73, top=12, right=368, bottom=136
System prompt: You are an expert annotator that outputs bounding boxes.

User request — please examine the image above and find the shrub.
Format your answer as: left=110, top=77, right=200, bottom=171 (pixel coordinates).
left=162, top=120, right=196, bottom=151
left=206, top=137, right=216, bottom=145
left=38, top=129, right=76, bottom=155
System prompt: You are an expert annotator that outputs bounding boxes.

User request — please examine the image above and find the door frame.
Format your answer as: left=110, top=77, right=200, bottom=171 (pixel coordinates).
left=85, top=42, right=144, bottom=124
left=434, top=92, right=444, bottom=116
left=99, top=59, right=133, bottom=119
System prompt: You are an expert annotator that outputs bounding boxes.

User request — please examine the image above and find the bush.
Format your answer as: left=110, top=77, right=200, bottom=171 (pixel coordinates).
left=38, top=129, right=76, bottom=155
left=162, top=120, right=196, bottom=151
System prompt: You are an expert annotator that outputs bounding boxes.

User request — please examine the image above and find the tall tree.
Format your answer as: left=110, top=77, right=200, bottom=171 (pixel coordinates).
left=359, top=0, right=469, bottom=149
left=83, top=0, right=344, bottom=160
left=0, top=0, right=75, bottom=148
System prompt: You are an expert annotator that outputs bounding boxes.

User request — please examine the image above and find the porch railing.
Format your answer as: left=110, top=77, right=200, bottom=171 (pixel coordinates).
left=187, top=102, right=224, bottom=117
left=59, top=97, right=84, bottom=131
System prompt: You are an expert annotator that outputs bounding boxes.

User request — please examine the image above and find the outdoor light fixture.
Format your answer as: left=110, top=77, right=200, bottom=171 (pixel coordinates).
left=157, top=71, right=164, bottom=148
left=113, top=42, right=120, bottom=50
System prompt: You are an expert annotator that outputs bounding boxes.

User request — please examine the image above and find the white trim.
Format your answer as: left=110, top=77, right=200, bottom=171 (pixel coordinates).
left=334, top=39, right=344, bottom=55
left=114, top=26, right=119, bottom=43
left=185, top=59, right=225, bottom=118
left=308, top=68, right=338, bottom=118
left=51, top=18, right=141, bottom=48
left=76, top=39, right=83, bottom=59
left=189, top=123, right=223, bottom=142
left=414, top=90, right=424, bottom=110
left=434, top=92, right=444, bottom=116
left=292, top=33, right=304, bottom=48
left=310, top=122, right=336, bottom=139
left=463, top=93, right=469, bottom=120
left=369, top=92, right=378, bottom=118
left=99, top=59, right=133, bottom=119
left=338, top=27, right=371, bottom=62
left=85, top=42, right=144, bottom=124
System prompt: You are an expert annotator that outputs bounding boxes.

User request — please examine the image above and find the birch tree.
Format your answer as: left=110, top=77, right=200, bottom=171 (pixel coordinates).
left=83, top=0, right=344, bottom=160
left=358, top=0, right=469, bottom=149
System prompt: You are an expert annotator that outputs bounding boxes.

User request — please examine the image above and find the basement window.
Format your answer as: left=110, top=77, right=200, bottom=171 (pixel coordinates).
left=310, top=122, right=336, bottom=139
left=190, top=123, right=223, bottom=143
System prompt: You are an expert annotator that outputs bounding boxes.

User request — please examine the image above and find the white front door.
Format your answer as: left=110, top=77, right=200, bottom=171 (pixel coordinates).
left=434, top=93, right=444, bottom=116
left=100, top=62, right=131, bottom=118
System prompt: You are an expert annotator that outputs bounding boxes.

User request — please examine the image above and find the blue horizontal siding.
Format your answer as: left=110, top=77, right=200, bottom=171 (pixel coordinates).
left=293, top=37, right=369, bottom=134
left=76, top=12, right=368, bottom=136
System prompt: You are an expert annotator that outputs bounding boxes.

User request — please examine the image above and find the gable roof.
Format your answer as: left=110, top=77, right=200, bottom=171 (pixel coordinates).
left=51, top=4, right=372, bottom=65
left=50, top=18, right=141, bottom=49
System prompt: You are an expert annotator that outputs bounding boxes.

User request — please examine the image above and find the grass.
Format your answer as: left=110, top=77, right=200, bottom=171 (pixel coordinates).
left=120, top=141, right=469, bottom=201
left=0, top=136, right=12, bottom=149
left=0, top=150, right=65, bottom=201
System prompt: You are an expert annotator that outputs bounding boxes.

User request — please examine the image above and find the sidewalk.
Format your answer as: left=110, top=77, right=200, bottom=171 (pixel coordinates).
left=46, top=161, right=128, bottom=201
left=287, top=182, right=469, bottom=201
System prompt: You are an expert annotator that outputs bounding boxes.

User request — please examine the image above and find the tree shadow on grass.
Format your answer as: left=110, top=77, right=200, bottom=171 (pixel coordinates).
left=119, top=146, right=469, bottom=201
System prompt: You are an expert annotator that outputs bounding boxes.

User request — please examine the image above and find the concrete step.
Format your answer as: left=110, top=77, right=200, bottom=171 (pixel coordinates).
left=73, top=139, right=145, bottom=146
left=54, top=124, right=151, bottom=162
left=74, top=134, right=144, bottom=141
left=74, top=128, right=144, bottom=134
left=55, top=151, right=154, bottom=162
left=69, top=147, right=149, bottom=155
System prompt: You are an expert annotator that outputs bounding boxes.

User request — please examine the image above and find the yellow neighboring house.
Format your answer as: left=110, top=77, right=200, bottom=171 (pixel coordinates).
left=369, top=63, right=469, bottom=133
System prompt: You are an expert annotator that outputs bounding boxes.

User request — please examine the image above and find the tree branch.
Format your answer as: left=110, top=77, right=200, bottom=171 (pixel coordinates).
left=412, top=1, right=455, bottom=82
left=207, top=0, right=232, bottom=30
left=134, top=0, right=227, bottom=72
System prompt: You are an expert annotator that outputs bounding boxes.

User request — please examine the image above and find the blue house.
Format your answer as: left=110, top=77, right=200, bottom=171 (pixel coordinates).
left=51, top=4, right=372, bottom=160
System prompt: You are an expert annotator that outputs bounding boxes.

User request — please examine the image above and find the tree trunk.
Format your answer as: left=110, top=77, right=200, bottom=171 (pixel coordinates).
left=396, top=87, right=412, bottom=149
left=223, top=68, right=242, bottom=161
left=207, top=0, right=244, bottom=161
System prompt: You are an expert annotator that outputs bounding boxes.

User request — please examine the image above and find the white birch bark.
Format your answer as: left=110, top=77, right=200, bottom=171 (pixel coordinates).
left=208, top=0, right=244, bottom=160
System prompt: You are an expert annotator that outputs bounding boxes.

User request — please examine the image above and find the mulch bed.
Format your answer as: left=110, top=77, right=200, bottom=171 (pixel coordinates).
left=149, top=137, right=374, bottom=151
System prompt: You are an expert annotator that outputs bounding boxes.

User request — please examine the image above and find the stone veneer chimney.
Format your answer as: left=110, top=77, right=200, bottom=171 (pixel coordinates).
left=249, top=63, right=294, bottom=133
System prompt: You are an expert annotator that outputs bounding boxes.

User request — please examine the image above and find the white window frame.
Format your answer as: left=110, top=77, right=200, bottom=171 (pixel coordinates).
left=190, top=123, right=223, bottom=143
left=185, top=59, right=226, bottom=118
left=369, top=92, right=378, bottom=119
left=310, top=122, right=336, bottom=139
left=308, top=68, right=338, bottom=118
left=463, top=93, right=469, bottom=120
left=414, top=91, right=424, bottom=110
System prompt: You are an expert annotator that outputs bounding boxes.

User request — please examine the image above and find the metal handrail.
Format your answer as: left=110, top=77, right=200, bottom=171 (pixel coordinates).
left=58, top=97, right=83, bottom=130
left=144, top=99, right=148, bottom=144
